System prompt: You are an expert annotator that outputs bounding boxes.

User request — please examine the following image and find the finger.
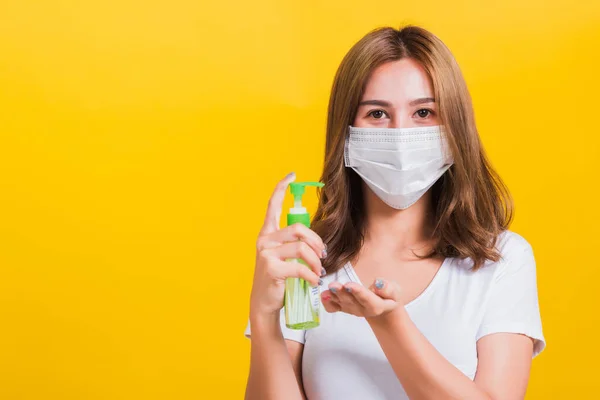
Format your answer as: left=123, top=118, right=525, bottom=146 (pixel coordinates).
left=344, top=282, right=380, bottom=308
left=278, top=259, right=320, bottom=286
left=267, top=258, right=322, bottom=286
left=327, top=282, right=344, bottom=301
left=321, top=290, right=341, bottom=313
left=370, top=278, right=401, bottom=301
left=323, top=300, right=341, bottom=313
left=261, top=223, right=326, bottom=259
left=332, top=282, right=357, bottom=306
left=259, top=172, right=296, bottom=236
left=269, top=241, right=323, bottom=277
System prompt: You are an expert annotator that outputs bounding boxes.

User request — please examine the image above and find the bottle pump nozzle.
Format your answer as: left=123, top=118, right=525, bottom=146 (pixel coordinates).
left=290, top=181, right=324, bottom=207
left=287, top=181, right=324, bottom=228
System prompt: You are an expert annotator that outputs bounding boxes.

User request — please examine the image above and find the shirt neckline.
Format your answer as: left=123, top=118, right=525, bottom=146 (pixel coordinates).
left=343, top=256, right=451, bottom=309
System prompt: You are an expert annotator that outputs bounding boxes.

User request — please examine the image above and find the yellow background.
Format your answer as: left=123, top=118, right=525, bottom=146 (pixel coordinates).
left=0, top=0, right=598, bottom=398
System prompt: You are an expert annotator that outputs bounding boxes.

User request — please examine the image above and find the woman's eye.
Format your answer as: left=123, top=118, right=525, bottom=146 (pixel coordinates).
left=415, top=109, right=433, bottom=118
left=368, top=110, right=387, bottom=119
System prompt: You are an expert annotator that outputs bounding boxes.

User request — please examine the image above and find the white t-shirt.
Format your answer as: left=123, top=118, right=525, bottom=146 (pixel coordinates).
left=244, top=230, right=546, bottom=400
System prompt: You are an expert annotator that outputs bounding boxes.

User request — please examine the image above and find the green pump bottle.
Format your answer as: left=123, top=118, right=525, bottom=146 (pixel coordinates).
left=284, top=181, right=324, bottom=330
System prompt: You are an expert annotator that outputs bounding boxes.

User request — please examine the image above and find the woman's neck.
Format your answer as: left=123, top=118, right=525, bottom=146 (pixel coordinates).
left=362, top=184, right=435, bottom=259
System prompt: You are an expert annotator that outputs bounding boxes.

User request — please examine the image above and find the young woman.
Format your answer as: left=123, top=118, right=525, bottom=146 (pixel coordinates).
left=244, top=25, right=545, bottom=400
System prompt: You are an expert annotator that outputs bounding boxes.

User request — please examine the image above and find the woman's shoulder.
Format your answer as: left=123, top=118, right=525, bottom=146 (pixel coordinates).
left=495, top=229, right=533, bottom=257
left=449, top=230, right=534, bottom=273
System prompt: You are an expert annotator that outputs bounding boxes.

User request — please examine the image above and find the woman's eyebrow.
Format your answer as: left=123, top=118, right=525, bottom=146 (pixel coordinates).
left=358, top=99, right=393, bottom=107
left=358, top=97, right=435, bottom=107
left=409, top=97, right=435, bottom=106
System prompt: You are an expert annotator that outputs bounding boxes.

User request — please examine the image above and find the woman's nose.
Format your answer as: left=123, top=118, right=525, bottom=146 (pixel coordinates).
left=388, top=113, right=412, bottom=129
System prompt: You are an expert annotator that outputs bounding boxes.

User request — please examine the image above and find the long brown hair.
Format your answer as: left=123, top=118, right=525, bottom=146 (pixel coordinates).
left=311, top=25, right=513, bottom=272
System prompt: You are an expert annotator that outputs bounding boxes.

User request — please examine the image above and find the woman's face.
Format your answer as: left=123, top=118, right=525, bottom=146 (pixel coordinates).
left=353, top=58, right=440, bottom=129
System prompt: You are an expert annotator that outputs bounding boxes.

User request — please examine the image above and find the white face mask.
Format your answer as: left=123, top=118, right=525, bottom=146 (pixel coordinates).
left=344, top=125, right=454, bottom=209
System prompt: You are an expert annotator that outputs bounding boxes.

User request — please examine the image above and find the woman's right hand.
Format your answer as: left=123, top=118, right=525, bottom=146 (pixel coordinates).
left=249, top=172, right=327, bottom=321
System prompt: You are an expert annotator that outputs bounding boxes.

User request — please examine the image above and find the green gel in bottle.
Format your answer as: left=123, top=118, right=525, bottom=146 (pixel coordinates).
left=284, top=181, right=324, bottom=330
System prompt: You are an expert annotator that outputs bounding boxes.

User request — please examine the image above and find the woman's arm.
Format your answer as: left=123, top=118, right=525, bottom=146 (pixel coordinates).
left=245, top=172, right=324, bottom=400
left=474, top=332, right=534, bottom=398
left=245, top=313, right=306, bottom=400
left=368, top=307, right=533, bottom=400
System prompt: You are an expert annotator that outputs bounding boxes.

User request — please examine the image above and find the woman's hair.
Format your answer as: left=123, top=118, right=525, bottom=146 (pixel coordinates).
left=311, top=25, right=513, bottom=272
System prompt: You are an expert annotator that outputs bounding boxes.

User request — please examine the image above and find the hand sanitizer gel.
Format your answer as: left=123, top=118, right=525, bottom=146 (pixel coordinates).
left=284, top=181, right=324, bottom=330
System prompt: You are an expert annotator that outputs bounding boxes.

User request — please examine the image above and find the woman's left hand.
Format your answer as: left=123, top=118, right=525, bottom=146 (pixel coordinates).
left=321, top=279, right=402, bottom=318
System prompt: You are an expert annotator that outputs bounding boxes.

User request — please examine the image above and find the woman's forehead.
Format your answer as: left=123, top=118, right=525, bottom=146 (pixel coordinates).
left=362, top=59, right=434, bottom=105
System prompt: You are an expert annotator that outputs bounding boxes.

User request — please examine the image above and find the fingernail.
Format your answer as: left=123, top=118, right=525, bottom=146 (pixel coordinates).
left=321, top=267, right=327, bottom=276
left=330, top=287, right=338, bottom=294
left=286, top=172, right=296, bottom=179
left=375, top=279, right=384, bottom=289
left=321, top=247, right=328, bottom=259
left=322, top=294, right=331, bottom=301
left=345, top=286, right=352, bottom=293
left=318, top=278, right=324, bottom=286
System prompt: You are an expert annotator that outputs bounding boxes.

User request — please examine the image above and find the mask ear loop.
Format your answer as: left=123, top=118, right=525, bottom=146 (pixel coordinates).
left=344, top=125, right=353, bottom=167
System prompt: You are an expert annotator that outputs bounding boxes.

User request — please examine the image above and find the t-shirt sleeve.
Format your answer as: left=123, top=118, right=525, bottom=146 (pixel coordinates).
left=476, top=239, right=546, bottom=357
left=244, top=306, right=306, bottom=344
